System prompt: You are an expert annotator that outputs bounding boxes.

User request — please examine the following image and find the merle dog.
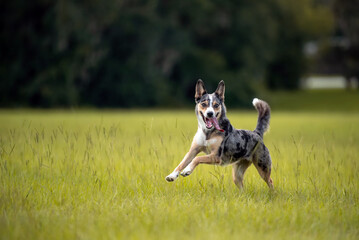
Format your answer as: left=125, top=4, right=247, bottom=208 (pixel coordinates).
left=165, top=80, right=273, bottom=189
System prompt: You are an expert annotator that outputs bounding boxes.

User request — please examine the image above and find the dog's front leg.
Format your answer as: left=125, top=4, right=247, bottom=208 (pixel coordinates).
left=165, top=144, right=202, bottom=182
left=181, top=154, right=221, bottom=177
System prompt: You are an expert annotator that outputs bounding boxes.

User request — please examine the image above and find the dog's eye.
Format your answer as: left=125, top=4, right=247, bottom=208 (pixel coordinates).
left=213, top=103, right=219, bottom=108
left=201, top=103, right=207, bottom=107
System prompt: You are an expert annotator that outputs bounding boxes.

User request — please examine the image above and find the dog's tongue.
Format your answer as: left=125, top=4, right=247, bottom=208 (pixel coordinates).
left=209, top=117, right=224, bottom=132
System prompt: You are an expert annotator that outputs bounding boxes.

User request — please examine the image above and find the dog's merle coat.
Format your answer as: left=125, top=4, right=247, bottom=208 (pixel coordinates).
left=165, top=80, right=273, bottom=189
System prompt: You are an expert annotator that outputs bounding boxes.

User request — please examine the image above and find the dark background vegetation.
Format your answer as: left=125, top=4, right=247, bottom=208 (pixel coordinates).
left=0, top=0, right=357, bottom=108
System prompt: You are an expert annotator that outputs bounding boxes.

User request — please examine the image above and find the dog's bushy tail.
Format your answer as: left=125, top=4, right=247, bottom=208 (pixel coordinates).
left=252, top=98, right=271, bottom=138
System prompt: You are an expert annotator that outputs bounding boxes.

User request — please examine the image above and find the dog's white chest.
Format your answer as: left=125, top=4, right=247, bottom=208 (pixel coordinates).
left=194, top=129, right=217, bottom=147
left=194, top=130, right=206, bottom=146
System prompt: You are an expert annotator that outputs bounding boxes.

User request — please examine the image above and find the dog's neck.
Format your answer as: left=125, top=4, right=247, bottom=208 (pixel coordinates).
left=198, top=127, right=214, bottom=140
left=218, top=112, right=234, bottom=134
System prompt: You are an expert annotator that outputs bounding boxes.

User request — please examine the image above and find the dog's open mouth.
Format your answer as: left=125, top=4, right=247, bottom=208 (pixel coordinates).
left=201, top=112, right=224, bottom=132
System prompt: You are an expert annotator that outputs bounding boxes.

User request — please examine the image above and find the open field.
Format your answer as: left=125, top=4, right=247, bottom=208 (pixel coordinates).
left=265, top=89, right=359, bottom=112
left=0, top=109, right=358, bottom=239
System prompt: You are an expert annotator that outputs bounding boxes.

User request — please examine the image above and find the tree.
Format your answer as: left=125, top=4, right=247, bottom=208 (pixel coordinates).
left=0, top=0, right=335, bottom=107
left=266, top=0, right=333, bottom=90
left=333, top=0, right=359, bottom=88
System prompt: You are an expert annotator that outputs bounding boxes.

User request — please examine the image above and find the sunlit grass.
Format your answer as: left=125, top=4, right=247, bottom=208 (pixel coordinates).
left=0, top=110, right=358, bottom=239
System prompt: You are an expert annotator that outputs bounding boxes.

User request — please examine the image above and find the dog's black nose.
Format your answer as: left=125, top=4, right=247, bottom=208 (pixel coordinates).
left=207, top=111, right=214, bottom=118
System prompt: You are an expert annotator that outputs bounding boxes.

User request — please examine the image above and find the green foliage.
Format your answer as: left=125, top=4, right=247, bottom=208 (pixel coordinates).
left=0, top=0, right=334, bottom=107
left=333, top=0, right=359, bottom=80
left=266, top=0, right=334, bottom=90
left=0, top=110, right=358, bottom=239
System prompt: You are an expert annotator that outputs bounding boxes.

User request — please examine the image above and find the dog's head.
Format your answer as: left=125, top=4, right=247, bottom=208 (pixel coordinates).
left=195, top=79, right=226, bottom=132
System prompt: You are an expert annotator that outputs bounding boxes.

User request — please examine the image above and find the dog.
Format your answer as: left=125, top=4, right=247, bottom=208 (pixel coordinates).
left=165, top=79, right=273, bottom=189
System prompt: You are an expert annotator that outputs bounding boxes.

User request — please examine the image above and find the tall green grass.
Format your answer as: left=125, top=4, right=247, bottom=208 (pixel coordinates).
left=0, top=110, right=358, bottom=239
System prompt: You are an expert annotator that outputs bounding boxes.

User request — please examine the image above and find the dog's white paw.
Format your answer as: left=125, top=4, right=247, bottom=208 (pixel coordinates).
left=180, top=166, right=193, bottom=177
left=165, top=172, right=179, bottom=182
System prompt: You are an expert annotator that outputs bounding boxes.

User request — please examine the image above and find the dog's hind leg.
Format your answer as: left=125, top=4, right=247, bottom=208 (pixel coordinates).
left=232, top=160, right=252, bottom=190
left=253, top=153, right=274, bottom=189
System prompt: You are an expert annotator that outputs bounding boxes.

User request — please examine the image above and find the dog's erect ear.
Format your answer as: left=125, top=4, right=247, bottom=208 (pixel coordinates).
left=195, top=79, right=207, bottom=102
left=215, top=80, right=225, bottom=101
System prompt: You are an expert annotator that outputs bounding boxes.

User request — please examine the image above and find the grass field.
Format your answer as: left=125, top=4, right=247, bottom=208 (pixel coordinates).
left=0, top=107, right=359, bottom=239
left=265, top=89, right=359, bottom=112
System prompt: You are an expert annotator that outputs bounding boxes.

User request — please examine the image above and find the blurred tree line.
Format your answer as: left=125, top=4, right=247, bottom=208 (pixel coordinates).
left=0, top=0, right=333, bottom=108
